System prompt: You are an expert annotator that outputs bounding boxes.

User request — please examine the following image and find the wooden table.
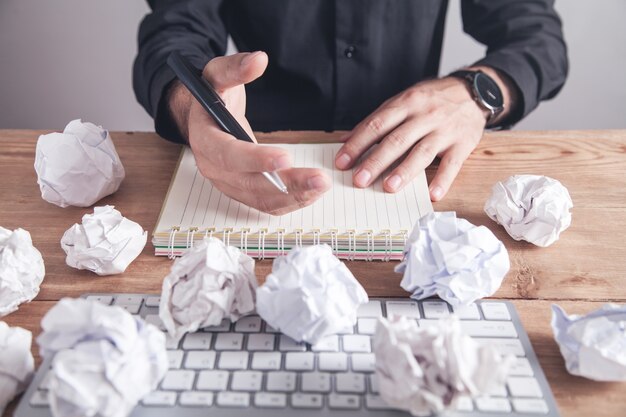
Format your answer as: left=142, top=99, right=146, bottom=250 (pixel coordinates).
left=1, top=129, right=625, bottom=416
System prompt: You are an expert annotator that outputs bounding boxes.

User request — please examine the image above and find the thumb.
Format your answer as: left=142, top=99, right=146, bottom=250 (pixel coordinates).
left=202, top=51, right=268, bottom=91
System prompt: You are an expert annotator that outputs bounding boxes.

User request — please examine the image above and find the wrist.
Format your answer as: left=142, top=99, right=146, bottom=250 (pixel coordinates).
left=166, top=81, right=193, bottom=141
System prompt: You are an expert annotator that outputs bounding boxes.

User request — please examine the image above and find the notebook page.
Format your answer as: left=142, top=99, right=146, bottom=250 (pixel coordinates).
left=155, top=144, right=432, bottom=234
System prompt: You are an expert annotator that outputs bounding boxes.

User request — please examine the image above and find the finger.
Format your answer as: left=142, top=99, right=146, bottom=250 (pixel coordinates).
left=428, top=144, right=472, bottom=201
left=335, top=106, right=407, bottom=170
left=192, top=126, right=292, bottom=173
left=382, top=133, right=443, bottom=193
left=350, top=119, right=439, bottom=188
left=202, top=51, right=268, bottom=91
left=213, top=168, right=330, bottom=215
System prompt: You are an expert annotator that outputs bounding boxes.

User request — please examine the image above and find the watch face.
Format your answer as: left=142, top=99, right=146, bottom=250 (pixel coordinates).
left=474, top=72, right=504, bottom=110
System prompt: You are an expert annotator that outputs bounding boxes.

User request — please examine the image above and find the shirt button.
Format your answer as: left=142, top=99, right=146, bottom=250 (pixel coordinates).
left=344, top=45, right=356, bottom=58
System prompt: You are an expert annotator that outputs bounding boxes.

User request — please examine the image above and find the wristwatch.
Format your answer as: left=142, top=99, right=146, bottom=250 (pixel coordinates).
left=450, top=70, right=504, bottom=125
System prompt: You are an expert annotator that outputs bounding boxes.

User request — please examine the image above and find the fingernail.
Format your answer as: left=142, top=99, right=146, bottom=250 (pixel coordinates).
left=307, top=175, right=327, bottom=190
left=354, top=169, right=372, bottom=187
left=241, top=51, right=262, bottom=67
left=430, top=185, right=444, bottom=200
left=386, top=174, right=402, bottom=191
left=335, top=153, right=351, bottom=169
left=273, top=154, right=291, bottom=170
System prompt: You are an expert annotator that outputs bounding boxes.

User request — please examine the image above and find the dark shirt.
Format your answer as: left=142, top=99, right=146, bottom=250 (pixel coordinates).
left=133, top=0, right=568, bottom=143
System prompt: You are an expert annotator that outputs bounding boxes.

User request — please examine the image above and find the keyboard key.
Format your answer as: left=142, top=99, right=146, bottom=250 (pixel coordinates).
left=86, top=295, right=113, bottom=305
left=251, top=352, right=282, bottom=370
left=203, top=319, right=231, bottom=332
left=255, top=392, right=287, bottom=408
left=422, top=301, right=450, bottom=319
left=509, top=358, right=534, bottom=376
left=179, top=391, right=214, bottom=406
left=231, top=371, right=263, bottom=391
left=336, top=373, right=366, bottom=393
left=30, top=390, right=49, bottom=406
left=266, top=372, right=296, bottom=392
left=291, top=393, right=323, bottom=408
left=278, top=335, right=307, bottom=351
left=218, top=351, right=249, bottom=370
left=488, top=382, right=508, bottom=397
left=161, top=370, right=195, bottom=390
left=301, top=372, right=331, bottom=393
left=165, top=336, right=179, bottom=350
left=481, top=302, right=512, bottom=320
left=507, top=377, right=543, bottom=398
left=214, top=333, right=244, bottom=350
left=318, top=352, right=348, bottom=371
left=351, top=353, right=376, bottom=372
left=357, top=300, right=382, bottom=317
left=167, top=350, right=184, bottom=369
left=455, top=395, right=474, bottom=411
left=337, top=325, right=355, bottom=335
left=342, top=335, right=371, bottom=352
left=460, top=321, right=517, bottom=338
left=197, top=370, right=229, bottom=391
left=38, top=372, right=52, bottom=390
left=369, top=374, right=379, bottom=393
left=477, top=338, right=525, bottom=357
left=385, top=300, right=420, bottom=319
left=285, top=352, right=314, bottom=370
left=452, top=303, right=481, bottom=320
left=475, top=397, right=512, bottom=413
left=182, top=333, right=213, bottom=350
left=234, top=316, right=262, bottom=333
left=311, top=335, right=339, bottom=352
left=184, top=351, right=216, bottom=369
left=512, top=398, right=550, bottom=414
left=216, top=392, right=250, bottom=407
left=247, top=333, right=275, bottom=351
left=145, top=314, right=166, bottom=331
left=365, top=394, right=394, bottom=410
left=113, top=294, right=143, bottom=306
left=329, top=394, right=360, bottom=409
left=357, top=318, right=378, bottom=335
left=142, top=391, right=177, bottom=406
left=144, top=296, right=160, bottom=307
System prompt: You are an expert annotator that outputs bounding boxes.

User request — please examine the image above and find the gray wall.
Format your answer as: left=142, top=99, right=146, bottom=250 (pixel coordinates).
left=0, top=1, right=624, bottom=131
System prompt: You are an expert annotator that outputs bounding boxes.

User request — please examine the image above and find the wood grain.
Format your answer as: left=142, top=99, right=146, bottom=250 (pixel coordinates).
left=1, top=129, right=626, bottom=417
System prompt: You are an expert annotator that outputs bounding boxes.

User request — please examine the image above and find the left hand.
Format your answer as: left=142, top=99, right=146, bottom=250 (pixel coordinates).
left=335, top=76, right=491, bottom=201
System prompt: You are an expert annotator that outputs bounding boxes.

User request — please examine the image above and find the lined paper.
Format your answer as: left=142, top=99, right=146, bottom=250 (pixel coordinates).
left=156, top=144, right=432, bottom=235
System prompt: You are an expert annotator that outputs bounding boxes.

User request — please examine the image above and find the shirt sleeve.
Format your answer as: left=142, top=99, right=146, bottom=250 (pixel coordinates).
left=133, top=0, right=228, bottom=143
left=460, top=0, right=568, bottom=126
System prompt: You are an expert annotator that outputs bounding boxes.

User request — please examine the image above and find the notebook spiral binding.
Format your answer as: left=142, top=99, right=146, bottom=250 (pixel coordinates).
left=165, top=226, right=409, bottom=261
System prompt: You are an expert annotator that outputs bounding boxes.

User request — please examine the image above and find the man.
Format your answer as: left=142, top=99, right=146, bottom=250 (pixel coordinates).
left=133, top=0, right=567, bottom=215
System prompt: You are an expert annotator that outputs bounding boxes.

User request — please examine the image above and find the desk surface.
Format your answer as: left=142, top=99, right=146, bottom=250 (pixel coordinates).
left=1, top=129, right=625, bottom=417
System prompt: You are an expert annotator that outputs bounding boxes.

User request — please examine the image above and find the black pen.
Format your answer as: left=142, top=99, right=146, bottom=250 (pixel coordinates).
left=167, top=51, right=288, bottom=194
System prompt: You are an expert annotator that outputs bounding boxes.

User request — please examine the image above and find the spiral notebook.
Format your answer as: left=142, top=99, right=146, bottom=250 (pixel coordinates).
left=153, top=143, right=433, bottom=260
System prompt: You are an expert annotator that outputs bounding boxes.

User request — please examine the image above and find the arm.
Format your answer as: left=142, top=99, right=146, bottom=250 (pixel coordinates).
left=336, top=0, right=568, bottom=201
left=132, top=0, right=228, bottom=143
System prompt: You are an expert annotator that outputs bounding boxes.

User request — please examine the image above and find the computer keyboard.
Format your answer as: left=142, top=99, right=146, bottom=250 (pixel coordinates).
left=15, top=294, right=561, bottom=417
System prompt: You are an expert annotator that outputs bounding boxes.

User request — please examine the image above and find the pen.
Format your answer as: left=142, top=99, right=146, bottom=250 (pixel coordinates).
left=167, top=51, right=288, bottom=194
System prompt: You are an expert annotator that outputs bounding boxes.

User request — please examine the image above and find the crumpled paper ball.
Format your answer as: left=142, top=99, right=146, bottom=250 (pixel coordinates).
left=0, top=227, right=45, bottom=317
left=373, top=315, right=513, bottom=416
left=160, top=237, right=257, bottom=343
left=60, top=206, right=147, bottom=276
left=484, top=175, right=573, bottom=247
left=37, top=298, right=167, bottom=417
left=395, top=212, right=509, bottom=306
left=34, top=119, right=125, bottom=208
left=0, top=322, right=35, bottom=415
left=256, top=244, right=368, bottom=345
left=551, top=303, right=626, bottom=381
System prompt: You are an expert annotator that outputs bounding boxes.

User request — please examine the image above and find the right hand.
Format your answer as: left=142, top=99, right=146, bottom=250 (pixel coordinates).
left=170, top=51, right=330, bottom=215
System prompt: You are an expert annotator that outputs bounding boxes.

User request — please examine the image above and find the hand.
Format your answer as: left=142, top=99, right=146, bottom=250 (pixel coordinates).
left=335, top=72, right=508, bottom=201
left=169, top=52, right=330, bottom=215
